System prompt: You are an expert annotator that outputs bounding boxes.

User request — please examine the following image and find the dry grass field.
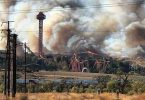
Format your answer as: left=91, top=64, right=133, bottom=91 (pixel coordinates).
left=0, top=93, right=145, bottom=100
left=27, top=71, right=145, bottom=81
left=1, top=71, right=145, bottom=81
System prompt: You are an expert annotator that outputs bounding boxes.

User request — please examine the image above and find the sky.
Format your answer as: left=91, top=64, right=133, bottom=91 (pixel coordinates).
left=0, top=0, right=145, bottom=58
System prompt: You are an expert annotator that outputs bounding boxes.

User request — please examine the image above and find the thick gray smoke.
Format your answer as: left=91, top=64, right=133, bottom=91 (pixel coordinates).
left=0, top=0, right=145, bottom=58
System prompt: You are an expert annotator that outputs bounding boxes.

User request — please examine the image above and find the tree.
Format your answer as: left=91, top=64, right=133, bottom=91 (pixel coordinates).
left=116, top=71, right=131, bottom=93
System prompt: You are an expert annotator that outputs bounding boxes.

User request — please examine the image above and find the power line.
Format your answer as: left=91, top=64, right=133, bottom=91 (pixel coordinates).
left=0, top=30, right=128, bottom=34
left=0, top=1, right=145, bottom=14
left=0, top=0, right=144, bottom=5
left=0, top=0, right=42, bottom=3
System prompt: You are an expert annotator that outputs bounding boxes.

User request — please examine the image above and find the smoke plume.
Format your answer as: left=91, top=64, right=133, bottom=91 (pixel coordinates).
left=0, top=0, right=145, bottom=58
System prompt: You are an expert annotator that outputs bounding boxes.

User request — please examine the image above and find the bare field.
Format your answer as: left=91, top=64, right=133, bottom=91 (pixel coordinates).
left=0, top=93, right=145, bottom=100
left=27, top=71, right=114, bottom=80
left=27, top=71, right=145, bottom=81
left=1, top=71, right=145, bottom=81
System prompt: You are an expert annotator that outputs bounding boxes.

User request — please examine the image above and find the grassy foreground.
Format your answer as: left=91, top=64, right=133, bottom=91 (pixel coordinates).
left=0, top=93, right=145, bottom=100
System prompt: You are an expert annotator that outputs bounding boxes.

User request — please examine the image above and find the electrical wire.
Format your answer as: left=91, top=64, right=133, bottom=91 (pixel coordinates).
left=0, top=1, right=144, bottom=14
left=15, top=31, right=127, bottom=34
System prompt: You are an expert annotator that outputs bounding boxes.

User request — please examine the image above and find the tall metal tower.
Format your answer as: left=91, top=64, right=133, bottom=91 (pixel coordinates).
left=36, top=12, right=46, bottom=56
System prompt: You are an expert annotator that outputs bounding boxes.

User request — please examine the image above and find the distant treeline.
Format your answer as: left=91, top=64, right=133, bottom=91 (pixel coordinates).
left=0, top=53, right=145, bottom=75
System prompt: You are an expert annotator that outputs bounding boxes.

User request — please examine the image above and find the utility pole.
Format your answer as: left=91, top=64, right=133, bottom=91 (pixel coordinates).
left=3, top=21, right=14, bottom=96
left=7, top=21, right=12, bottom=96
left=1, top=21, right=17, bottom=97
left=4, top=56, right=7, bottom=95
left=24, top=42, right=27, bottom=93
left=11, top=34, right=17, bottom=97
left=17, top=42, right=27, bottom=93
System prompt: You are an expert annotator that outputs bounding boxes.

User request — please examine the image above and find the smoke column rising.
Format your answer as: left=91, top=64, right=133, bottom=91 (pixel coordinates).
left=0, top=0, right=145, bottom=58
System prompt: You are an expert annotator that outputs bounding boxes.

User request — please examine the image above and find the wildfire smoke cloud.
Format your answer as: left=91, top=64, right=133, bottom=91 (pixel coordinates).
left=0, top=0, right=145, bottom=58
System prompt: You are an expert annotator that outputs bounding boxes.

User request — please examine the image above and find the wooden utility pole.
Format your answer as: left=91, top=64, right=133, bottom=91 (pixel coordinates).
left=2, top=21, right=14, bottom=96
left=12, top=34, right=17, bottom=97
left=17, top=42, right=27, bottom=93
left=2, top=21, right=17, bottom=97
left=7, top=21, right=12, bottom=96
left=24, top=42, right=27, bottom=93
